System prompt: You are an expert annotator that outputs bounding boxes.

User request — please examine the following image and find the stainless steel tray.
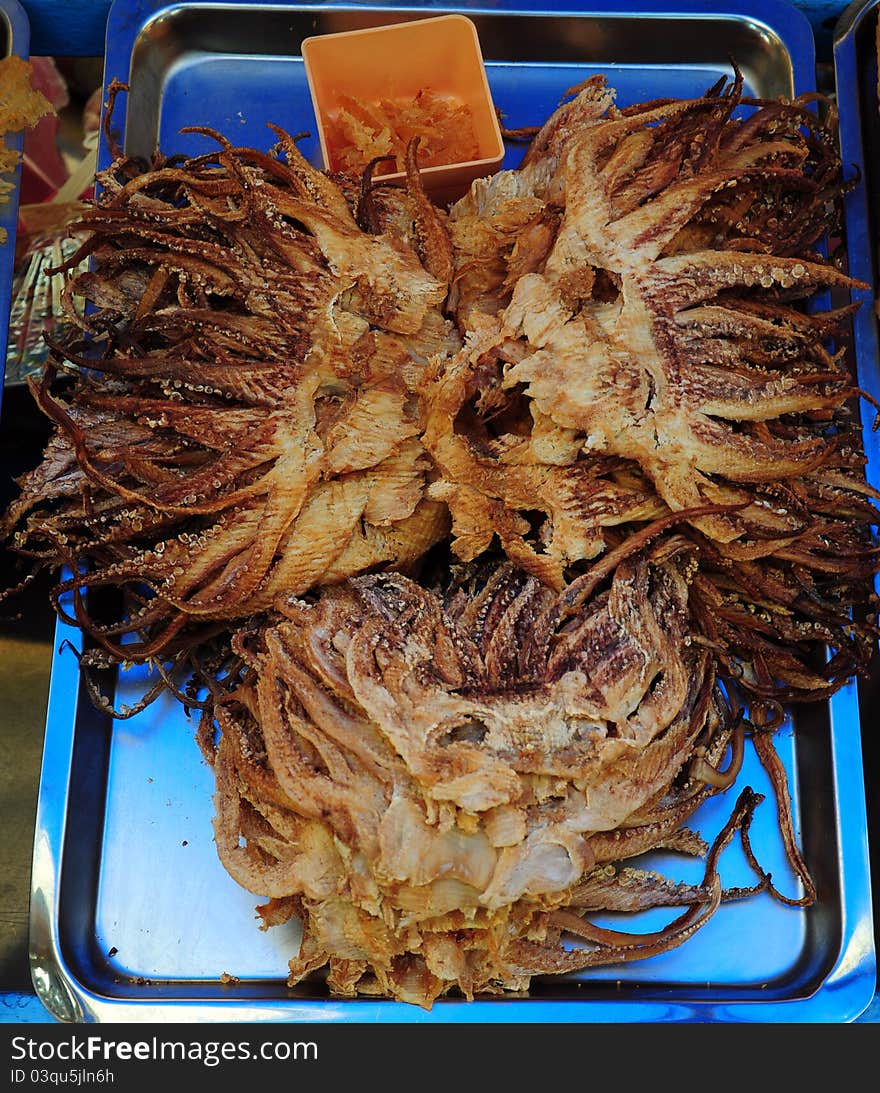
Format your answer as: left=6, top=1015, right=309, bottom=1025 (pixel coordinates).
left=0, top=0, right=30, bottom=404
left=29, top=0, right=877, bottom=1023
left=835, top=0, right=880, bottom=484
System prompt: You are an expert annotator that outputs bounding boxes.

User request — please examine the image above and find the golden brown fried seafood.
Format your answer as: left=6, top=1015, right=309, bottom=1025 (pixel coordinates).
left=208, top=538, right=745, bottom=1008
left=1, top=123, right=458, bottom=667
left=423, top=73, right=879, bottom=702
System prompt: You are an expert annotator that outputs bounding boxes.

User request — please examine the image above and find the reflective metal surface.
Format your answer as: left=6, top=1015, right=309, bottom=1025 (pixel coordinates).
left=111, top=0, right=805, bottom=173
left=29, top=0, right=877, bottom=1023
left=833, top=0, right=880, bottom=1021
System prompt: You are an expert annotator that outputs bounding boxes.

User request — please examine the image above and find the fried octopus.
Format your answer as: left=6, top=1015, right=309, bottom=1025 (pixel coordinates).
left=0, top=73, right=877, bottom=1008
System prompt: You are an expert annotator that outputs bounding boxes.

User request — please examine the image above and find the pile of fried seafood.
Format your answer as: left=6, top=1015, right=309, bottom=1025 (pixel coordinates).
left=2, top=72, right=878, bottom=1008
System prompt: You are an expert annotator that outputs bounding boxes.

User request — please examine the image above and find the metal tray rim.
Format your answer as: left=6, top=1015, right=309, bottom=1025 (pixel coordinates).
left=26, top=0, right=877, bottom=1024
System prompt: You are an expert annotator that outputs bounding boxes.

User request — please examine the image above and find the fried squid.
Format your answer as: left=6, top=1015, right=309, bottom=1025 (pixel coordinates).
left=0, top=71, right=877, bottom=1007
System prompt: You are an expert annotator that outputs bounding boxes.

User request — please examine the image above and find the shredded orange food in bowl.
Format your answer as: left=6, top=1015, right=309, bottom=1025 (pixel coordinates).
left=325, top=89, right=480, bottom=174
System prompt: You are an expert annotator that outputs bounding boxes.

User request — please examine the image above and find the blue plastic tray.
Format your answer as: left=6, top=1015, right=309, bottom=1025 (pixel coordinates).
left=27, top=0, right=877, bottom=1024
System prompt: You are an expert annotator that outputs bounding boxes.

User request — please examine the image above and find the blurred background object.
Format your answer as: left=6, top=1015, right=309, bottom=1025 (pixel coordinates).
left=5, top=56, right=100, bottom=387
left=16, top=56, right=68, bottom=205
left=0, top=47, right=102, bottom=1006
